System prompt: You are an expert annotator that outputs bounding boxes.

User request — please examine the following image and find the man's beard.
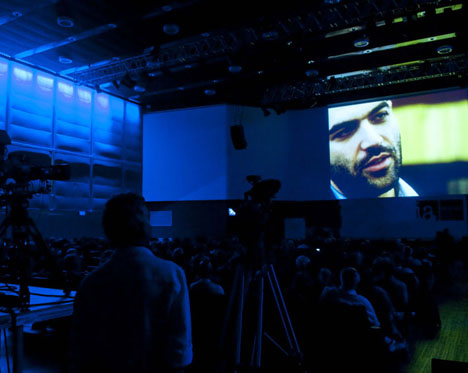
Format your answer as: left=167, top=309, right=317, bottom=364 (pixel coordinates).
left=331, top=140, right=402, bottom=198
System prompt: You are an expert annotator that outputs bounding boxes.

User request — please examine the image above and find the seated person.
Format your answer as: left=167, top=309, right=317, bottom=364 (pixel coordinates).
left=320, top=266, right=380, bottom=328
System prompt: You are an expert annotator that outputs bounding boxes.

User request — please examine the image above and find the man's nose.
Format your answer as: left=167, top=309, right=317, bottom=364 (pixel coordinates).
left=359, top=121, right=383, bottom=150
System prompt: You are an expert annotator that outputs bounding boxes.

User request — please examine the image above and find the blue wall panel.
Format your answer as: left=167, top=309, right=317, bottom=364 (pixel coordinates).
left=0, top=60, right=8, bottom=129
left=0, top=57, right=142, bottom=212
left=124, top=102, right=142, bottom=163
left=55, top=132, right=90, bottom=153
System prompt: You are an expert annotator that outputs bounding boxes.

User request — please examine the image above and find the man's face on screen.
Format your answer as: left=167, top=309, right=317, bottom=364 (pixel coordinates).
left=329, top=100, right=402, bottom=198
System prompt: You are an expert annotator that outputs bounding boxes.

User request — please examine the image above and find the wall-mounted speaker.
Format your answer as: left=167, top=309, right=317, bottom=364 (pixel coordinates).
left=230, top=124, right=247, bottom=150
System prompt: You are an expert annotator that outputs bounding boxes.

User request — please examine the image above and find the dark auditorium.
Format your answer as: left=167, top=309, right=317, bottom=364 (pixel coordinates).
left=0, top=1, right=467, bottom=372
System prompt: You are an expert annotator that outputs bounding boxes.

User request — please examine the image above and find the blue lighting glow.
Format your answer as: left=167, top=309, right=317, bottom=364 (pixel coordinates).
left=37, top=75, right=54, bottom=90
left=96, top=94, right=109, bottom=108
left=228, top=208, right=236, bottom=216
left=126, top=103, right=140, bottom=123
left=77, top=88, right=92, bottom=103
left=58, top=82, right=74, bottom=96
left=13, top=67, right=32, bottom=81
left=0, top=61, right=7, bottom=75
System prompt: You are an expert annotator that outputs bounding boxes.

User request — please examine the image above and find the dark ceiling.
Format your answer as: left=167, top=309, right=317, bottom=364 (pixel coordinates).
left=0, top=0, right=467, bottom=113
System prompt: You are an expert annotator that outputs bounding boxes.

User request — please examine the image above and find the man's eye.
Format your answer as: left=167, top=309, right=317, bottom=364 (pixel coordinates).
left=332, top=127, right=354, bottom=140
left=372, top=111, right=389, bottom=123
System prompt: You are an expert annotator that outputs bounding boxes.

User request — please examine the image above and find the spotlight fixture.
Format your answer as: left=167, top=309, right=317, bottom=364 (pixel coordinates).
left=133, top=84, right=146, bottom=92
left=204, top=89, right=216, bottom=96
left=228, top=65, right=242, bottom=73
left=163, top=24, right=180, bottom=35
left=58, top=56, right=73, bottom=64
left=57, top=16, right=75, bottom=28
left=353, top=36, right=369, bottom=48
left=437, top=45, right=453, bottom=54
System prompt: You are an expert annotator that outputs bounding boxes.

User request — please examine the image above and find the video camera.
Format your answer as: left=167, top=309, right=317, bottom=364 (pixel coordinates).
left=0, top=130, right=70, bottom=193
left=244, top=175, right=281, bottom=205
left=234, top=176, right=281, bottom=258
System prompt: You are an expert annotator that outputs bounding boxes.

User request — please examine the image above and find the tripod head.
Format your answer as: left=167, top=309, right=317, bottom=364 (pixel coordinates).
left=235, top=176, right=281, bottom=268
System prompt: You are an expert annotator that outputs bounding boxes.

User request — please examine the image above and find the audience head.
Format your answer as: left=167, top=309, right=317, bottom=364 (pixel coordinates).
left=340, top=267, right=360, bottom=290
left=318, top=267, right=333, bottom=286
left=194, top=256, right=213, bottom=279
left=372, top=256, right=395, bottom=280
left=295, top=255, right=311, bottom=271
left=102, top=193, right=150, bottom=248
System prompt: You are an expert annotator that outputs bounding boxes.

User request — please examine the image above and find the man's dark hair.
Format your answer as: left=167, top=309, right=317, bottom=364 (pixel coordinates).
left=340, top=267, right=360, bottom=290
left=102, top=193, right=150, bottom=247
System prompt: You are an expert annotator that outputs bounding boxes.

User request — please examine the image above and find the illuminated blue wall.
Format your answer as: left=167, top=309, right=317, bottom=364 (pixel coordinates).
left=143, top=105, right=329, bottom=202
left=0, top=57, right=142, bottom=212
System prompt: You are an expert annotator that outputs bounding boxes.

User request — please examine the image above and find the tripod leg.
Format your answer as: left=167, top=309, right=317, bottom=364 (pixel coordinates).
left=253, top=274, right=264, bottom=368
left=266, top=264, right=301, bottom=355
left=234, top=270, right=246, bottom=368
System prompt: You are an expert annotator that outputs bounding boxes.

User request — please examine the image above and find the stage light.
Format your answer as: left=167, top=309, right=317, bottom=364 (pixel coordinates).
left=437, top=45, right=453, bottom=55
left=133, top=84, right=146, bottom=92
left=57, top=16, right=74, bottom=28
left=228, top=65, right=242, bottom=73
left=163, top=24, right=180, bottom=35
left=204, top=89, right=216, bottom=96
left=354, top=36, right=369, bottom=48
left=58, top=56, right=73, bottom=64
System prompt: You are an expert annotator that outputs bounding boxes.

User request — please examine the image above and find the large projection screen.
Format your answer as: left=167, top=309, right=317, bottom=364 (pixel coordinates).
left=328, top=89, right=468, bottom=199
left=143, top=89, right=468, bottom=203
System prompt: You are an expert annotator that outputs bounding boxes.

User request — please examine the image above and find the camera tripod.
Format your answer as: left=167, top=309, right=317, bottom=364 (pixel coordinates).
left=218, top=252, right=303, bottom=372
left=0, top=192, right=64, bottom=309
